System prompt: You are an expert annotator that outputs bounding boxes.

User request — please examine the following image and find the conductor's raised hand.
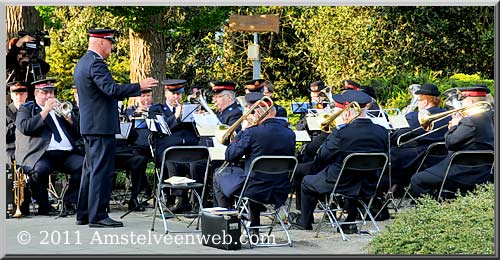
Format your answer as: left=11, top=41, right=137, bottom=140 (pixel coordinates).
left=139, top=77, right=158, bottom=90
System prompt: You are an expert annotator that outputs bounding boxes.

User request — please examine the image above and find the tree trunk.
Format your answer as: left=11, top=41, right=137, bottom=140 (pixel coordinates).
left=129, top=26, right=165, bottom=104
left=6, top=6, right=44, bottom=54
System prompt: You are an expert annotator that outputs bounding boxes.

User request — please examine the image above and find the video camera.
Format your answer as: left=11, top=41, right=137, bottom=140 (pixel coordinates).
left=17, top=31, right=51, bottom=59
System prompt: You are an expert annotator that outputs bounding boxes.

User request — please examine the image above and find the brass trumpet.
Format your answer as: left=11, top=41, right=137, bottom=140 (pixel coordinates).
left=53, top=99, right=73, bottom=117
left=319, top=101, right=361, bottom=133
left=12, top=160, right=26, bottom=218
left=397, top=101, right=492, bottom=146
left=215, top=96, right=274, bottom=145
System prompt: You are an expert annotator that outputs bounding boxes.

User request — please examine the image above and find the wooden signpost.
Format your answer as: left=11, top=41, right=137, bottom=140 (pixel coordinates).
left=228, top=15, right=280, bottom=79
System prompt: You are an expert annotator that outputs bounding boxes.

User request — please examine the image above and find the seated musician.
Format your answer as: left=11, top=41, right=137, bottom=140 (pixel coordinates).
left=211, top=81, right=243, bottom=127
left=7, top=81, right=29, bottom=164
left=212, top=92, right=296, bottom=231
left=125, top=87, right=154, bottom=158
left=294, top=93, right=349, bottom=209
left=388, top=84, right=450, bottom=191
left=243, top=78, right=266, bottom=94
left=410, top=85, right=494, bottom=197
left=15, top=79, right=83, bottom=215
left=262, top=80, right=288, bottom=119
left=148, top=79, right=201, bottom=213
left=289, top=90, right=388, bottom=233
left=295, top=81, right=330, bottom=136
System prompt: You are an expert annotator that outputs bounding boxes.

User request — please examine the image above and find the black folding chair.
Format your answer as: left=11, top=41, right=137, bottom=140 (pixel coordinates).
left=235, top=155, right=298, bottom=247
left=314, top=152, right=388, bottom=241
left=151, top=146, right=210, bottom=234
left=397, top=142, right=448, bottom=209
left=437, top=150, right=494, bottom=202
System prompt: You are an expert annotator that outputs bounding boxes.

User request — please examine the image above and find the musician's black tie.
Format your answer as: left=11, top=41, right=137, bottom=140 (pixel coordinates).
left=46, top=116, right=62, bottom=142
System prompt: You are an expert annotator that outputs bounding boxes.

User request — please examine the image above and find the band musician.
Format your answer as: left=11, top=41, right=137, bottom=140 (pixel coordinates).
left=15, top=78, right=83, bottom=215
left=410, top=85, right=494, bottom=197
left=289, top=90, right=388, bottom=233
left=7, top=81, right=29, bottom=164
left=148, top=79, right=201, bottom=214
left=212, top=92, right=296, bottom=232
left=388, top=84, right=450, bottom=191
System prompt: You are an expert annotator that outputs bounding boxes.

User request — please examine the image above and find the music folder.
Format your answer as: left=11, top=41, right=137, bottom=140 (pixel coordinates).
left=116, top=122, right=132, bottom=139
left=294, top=130, right=311, bottom=142
left=305, top=116, right=323, bottom=131
left=388, top=114, right=410, bottom=129
left=193, top=113, right=220, bottom=137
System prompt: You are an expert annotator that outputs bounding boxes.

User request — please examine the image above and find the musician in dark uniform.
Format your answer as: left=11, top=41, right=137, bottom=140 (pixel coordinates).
left=243, top=78, right=265, bottom=94
left=263, top=80, right=288, bottom=119
left=295, top=81, right=330, bottom=135
left=148, top=79, right=200, bottom=213
left=289, top=90, right=388, bottom=233
left=410, top=85, right=494, bottom=197
left=388, top=84, right=450, bottom=190
left=15, top=79, right=83, bottom=215
left=7, top=81, right=29, bottom=164
left=125, top=87, right=154, bottom=157
left=213, top=92, right=296, bottom=230
left=341, top=79, right=361, bottom=91
left=294, top=93, right=348, bottom=209
left=211, top=81, right=243, bottom=127
left=74, top=28, right=158, bottom=227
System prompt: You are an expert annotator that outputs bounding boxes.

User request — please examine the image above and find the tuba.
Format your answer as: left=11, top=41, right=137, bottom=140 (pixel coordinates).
left=319, top=101, right=361, bottom=133
left=53, top=99, right=73, bottom=117
left=397, top=101, right=492, bottom=146
left=12, top=160, right=26, bottom=218
left=190, top=89, right=217, bottom=117
left=401, top=84, right=421, bottom=115
left=215, top=96, right=274, bottom=146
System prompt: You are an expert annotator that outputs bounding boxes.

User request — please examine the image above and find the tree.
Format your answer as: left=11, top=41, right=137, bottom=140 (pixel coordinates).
left=6, top=6, right=44, bottom=41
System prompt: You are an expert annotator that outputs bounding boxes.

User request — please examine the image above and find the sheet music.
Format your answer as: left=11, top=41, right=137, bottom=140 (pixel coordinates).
left=181, top=104, right=198, bottom=122
left=193, top=113, right=220, bottom=136
left=305, top=116, right=323, bottom=131
left=209, top=139, right=227, bottom=161
left=115, top=122, right=132, bottom=139
left=156, top=115, right=170, bottom=135
left=389, top=114, right=410, bottom=129
left=146, top=119, right=157, bottom=132
left=370, top=117, right=392, bottom=129
left=294, top=130, right=311, bottom=142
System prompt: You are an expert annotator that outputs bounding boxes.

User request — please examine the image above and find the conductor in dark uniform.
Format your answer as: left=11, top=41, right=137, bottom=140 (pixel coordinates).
left=15, top=79, right=83, bottom=215
left=410, top=85, right=494, bottom=197
left=388, top=84, right=450, bottom=189
left=6, top=81, right=29, bottom=164
left=148, top=79, right=200, bottom=213
left=289, top=90, right=388, bottom=233
left=74, top=28, right=158, bottom=227
left=212, top=92, right=296, bottom=229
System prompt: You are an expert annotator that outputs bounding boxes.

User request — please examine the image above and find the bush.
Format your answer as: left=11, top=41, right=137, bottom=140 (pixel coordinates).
left=368, top=184, right=495, bottom=254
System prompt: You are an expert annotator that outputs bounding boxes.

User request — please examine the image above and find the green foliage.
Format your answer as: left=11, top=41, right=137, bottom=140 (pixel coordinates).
left=369, top=184, right=495, bottom=254
left=43, top=7, right=129, bottom=101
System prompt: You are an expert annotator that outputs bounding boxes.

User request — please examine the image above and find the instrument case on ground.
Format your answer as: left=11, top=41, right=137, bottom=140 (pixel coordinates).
left=201, top=211, right=241, bottom=250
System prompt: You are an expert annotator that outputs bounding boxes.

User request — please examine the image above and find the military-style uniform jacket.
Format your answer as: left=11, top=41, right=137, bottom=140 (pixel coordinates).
left=220, top=118, right=296, bottom=206
left=74, top=50, right=141, bottom=135
left=6, top=103, right=18, bottom=162
left=148, top=103, right=200, bottom=163
left=311, top=118, right=388, bottom=197
left=15, top=101, right=79, bottom=169
left=217, top=101, right=243, bottom=126
left=390, top=107, right=450, bottom=182
left=420, top=110, right=494, bottom=186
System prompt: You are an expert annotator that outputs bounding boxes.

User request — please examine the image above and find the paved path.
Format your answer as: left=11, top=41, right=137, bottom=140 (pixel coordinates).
left=4, top=207, right=392, bottom=255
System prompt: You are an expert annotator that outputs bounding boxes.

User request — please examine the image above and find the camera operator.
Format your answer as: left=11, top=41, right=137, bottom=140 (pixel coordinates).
left=7, top=33, right=50, bottom=101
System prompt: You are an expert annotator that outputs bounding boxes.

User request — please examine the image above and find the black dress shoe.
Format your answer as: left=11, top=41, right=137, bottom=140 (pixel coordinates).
left=37, top=206, right=58, bottom=216
left=337, top=223, right=358, bottom=234
left=288, top=212, right=312, bottom=230
left=128, top=199, right=146, bottom=212
left=76, top=219, right=89, bottom=225
left=169, top=201, right=192, bottom=214
left=89, top=217, right=124, bottom=228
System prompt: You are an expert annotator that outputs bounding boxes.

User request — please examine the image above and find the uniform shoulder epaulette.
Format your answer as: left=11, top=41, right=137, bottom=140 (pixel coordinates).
left=336, top=123, right=347, bottom=130
left=22, top=101, right=34, bottom=107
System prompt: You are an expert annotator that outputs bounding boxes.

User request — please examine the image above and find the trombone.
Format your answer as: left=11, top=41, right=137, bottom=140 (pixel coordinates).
left=319, top=101, right=361, bottom=133
left=215, top=96, right=274, bottom=145
left=397, top=101, right=492, bottom=147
